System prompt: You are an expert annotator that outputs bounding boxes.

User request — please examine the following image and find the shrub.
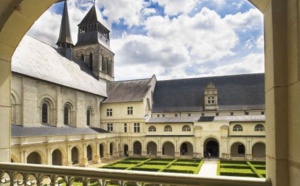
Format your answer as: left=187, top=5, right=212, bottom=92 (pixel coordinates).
left=163, top=169, right=194, bottom=174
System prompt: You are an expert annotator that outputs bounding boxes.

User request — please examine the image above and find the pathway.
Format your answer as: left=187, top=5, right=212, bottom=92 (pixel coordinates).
left=198, top=159, right=218, bottom=177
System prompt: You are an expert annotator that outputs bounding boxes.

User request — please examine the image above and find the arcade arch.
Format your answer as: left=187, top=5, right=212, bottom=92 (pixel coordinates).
left=204, top=138, right=219, bottom=158
left=27, top=152, right=42, bottom=164
left=231, top=142, right=246, bottom=157
left=147, top=142, right=157, bottom=156
left=52, top=149, right=63, bottom=166
left=162, top=141, right=175, bottom=156
left=252, top=142, right=266, bottom=158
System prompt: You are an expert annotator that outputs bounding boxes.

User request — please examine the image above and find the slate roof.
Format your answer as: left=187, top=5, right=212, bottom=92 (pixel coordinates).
left=103, top=78, right=151, bottom=103
left=152, top=73, right=264, bottom=112
left=56, top=0, right=73, bottom=45
left=11, top=125, right=109, bottom=137
left=12, top=35, right=107, bottom=97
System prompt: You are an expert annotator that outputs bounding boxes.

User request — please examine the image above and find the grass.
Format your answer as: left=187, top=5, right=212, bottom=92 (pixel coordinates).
left=100, top=158, right=266, bottom=178
left=100, top=158, right=203, bottom=174
left=218, top=160, right=266, bottom=178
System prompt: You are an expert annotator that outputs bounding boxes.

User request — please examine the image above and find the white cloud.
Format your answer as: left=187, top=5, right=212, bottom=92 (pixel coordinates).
left=152, top=0, right=198, bottom=15
left=97, top=0, right=146, bottom=27
left=256, top=35, right=264, bottom=50
left=26, top=1, right=264, bottom=80
left=198, top=53, right=264, bottom=77
left=224, top=8, right=263, bottom=31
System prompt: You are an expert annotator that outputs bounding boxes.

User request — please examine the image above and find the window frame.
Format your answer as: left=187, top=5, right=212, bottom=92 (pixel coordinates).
left=107, top=108, right=113, bottom=117
left=182, top=125, right=191, bottom=132
left=164, top=125, right=172, bottom=132
left=134, top=123, right=140, bottom=133
left=233, top=124, right=243, bottom=131
left=107, top=123, right=113, bottom=132
left=148, top=126, right=156, bottom=132
left=255, top=124, right=265, bottom=131
left=127, top=106, right=133, bottom=115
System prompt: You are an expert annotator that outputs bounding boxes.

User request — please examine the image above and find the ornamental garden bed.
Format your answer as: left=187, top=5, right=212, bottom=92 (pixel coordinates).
left=218, top=160, right=266, bottom=178
left=100, top=158, right=203, bottom=174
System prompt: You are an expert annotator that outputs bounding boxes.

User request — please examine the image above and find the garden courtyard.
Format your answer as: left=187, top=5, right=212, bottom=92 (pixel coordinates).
left=99, top=158, right=266, bottom=178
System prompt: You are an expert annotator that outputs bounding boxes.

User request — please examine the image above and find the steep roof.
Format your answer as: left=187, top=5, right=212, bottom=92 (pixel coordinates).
left=78, top=4, right=109, bottom=30
left=103, top=78, right=151, bottom=103
left=152, top=74, right=265, bottom=112
left=11, top=125, right=109, bottom=137
left=12, top=35, right=107, bottom=97
left=56, top=0, right=73, bottom=46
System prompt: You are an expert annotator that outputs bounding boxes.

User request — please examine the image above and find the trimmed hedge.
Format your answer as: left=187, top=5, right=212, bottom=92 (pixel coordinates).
left=220, top=172, right=257, bottom=177
left=131, top=167, right=160, bottom=172
left=162, top=169, right=194, bottom=174
left=102, top=166, right=128, bottom=170
left=247, top=161, right=264, bottom=178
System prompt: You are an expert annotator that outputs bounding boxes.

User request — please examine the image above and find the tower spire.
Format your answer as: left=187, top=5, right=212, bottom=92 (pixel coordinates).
left=56, top=0, right=74, bottom=50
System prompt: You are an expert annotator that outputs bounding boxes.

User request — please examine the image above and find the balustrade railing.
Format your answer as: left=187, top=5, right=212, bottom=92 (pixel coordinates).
left=0, top=163, right=271, bottom=186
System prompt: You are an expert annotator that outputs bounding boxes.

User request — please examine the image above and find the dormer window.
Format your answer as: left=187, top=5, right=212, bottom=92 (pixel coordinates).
left=208, top=96, right=215, bottom=104
left=204, top=82, right=218, bottom=110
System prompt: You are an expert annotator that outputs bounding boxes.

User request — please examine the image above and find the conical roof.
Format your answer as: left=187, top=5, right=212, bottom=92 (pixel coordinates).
left=56, top=0, right=74, bottom=45
left=78, top=4, right=99, bottom=25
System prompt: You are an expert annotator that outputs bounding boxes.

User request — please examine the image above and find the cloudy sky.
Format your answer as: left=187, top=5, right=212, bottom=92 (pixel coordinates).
left=27, top=0, right=264, bottom=81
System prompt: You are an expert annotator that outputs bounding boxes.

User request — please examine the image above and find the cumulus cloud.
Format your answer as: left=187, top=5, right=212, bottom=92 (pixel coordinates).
left=97, top=0, right=146, bottom=27
left=26, top=0, right=264, bottom=80
left=151, top=0, right=198, bottom=15
left=224, top=8, right=263, bottom=31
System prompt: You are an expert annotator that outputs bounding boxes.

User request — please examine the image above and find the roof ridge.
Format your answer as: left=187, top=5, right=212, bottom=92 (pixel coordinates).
left=157, top=73, right=264, bottom=82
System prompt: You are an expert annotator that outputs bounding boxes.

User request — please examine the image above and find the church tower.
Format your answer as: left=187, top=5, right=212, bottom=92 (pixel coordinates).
left=73, top=2, right=114, bottom=81
left=56, top=0, right=74, bottom=58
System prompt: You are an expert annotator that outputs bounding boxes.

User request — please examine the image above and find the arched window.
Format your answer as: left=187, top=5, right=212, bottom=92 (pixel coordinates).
left=148, top=126, right=156, bottom=132
left=42, top=103, right=48, bottom=124
left=233, top=124, right=243, bottom=131
left=255, top=124, right=265, bottom=131
left=87, top=108, right=92, bottom=126
left=164, top=125, right=172, bottom=132
left=64, top=104, right=71, bottom=125
left=182, top=125, right=191, bottom=131
left=81, top=54, right=84, bottom=61
left=89, top=53, right=93, bottom=71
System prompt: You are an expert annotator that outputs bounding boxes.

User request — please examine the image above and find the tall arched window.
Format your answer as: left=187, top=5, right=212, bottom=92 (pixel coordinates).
left=42, top=103, right=48, bottom=124
left=87, top=109, right=92, bottom=126
left=233, top=124, right=243, bottom=131
left=64, top=105, right=70, bottom=125
left=164, top=125, right=172, bottom=132
left=89, top=53, right=93, bottom=71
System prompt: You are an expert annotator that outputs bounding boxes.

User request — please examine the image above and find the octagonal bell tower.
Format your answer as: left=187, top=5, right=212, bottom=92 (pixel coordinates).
left=73, top=3, right=114, bottom=81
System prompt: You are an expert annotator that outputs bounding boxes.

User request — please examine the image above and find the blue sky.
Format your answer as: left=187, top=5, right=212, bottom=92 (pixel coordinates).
left=27, top=0, right=264, bottom=81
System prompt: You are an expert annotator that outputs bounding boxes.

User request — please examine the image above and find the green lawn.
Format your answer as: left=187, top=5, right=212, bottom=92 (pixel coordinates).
left=100, top=158, right=203, bottom=174
left=100, top=158, right=266, bottom=178
left=218, top=161, right=266, bottom=178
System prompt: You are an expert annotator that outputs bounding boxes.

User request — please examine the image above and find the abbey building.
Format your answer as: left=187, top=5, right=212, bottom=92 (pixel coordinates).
left=10, top=1, right=265, bottom=166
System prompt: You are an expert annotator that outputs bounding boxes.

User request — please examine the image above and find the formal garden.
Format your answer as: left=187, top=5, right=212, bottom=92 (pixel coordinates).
left=100, top=158, right=266, bottom=178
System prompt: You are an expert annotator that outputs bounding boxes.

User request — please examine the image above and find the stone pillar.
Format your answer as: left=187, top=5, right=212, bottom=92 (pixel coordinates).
left=175, top=138, right=180, bottom=158
left=141, top=139, right=147, bottom=156
left=0, top=59, right=11, bottom=162
left=264, top=0, right=289, bottom=186
left=21, top=150, right=27, bottom=163
left=157, top=139, right=162, bottom=156
left=94, top=142, right=101, bottom=164
left=80, top=143, right=88, bottom=167
left=66, top=145, right=73, bottom=166
left=47, top=147, right=52, bottom=165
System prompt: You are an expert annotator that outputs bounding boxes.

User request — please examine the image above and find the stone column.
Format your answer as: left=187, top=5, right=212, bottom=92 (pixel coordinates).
left=264, top=0, right=289, bottom=186
left=94, top=142, right=101, bottom=164
left=66, top=145, right=73, bottom=166
left=0, top=59, right=11, bottom=162
left=47, top=147, right=52, bottom=165
left=80, top=143, right=88, bottom=167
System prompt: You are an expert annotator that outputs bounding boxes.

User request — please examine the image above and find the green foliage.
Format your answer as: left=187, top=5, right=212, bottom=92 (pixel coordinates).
left=162, top=169, right=194, bottom=174
left=131, top=167, right=160, bottom=172
left=216, top=160, right=221, bottom=176
left=247, top=161, right=264, bottom=178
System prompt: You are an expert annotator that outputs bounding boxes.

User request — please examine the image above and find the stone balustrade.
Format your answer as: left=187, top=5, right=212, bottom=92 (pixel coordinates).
left=0, top=163, right=271, bottom=186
